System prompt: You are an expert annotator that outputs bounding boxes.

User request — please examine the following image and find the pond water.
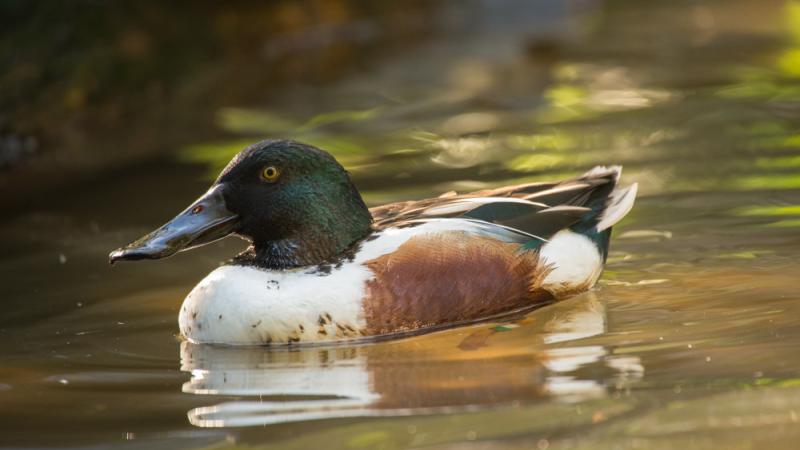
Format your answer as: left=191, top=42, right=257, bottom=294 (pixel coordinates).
left=2, top=0, right=800, bottom=448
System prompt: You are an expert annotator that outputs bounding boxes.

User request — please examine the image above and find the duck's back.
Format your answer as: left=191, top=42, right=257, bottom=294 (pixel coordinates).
left=180, top=167, right=637, bottom=345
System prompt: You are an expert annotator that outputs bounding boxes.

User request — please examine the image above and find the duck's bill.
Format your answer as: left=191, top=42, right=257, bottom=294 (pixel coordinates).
left=109, top=184, right=239, bottom=264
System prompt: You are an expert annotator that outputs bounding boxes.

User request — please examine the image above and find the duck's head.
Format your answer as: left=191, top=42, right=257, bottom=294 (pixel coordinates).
left=109, top=140, right=373, bottom=269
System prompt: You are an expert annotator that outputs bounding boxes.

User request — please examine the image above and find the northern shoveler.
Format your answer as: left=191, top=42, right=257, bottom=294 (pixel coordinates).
left=109, top=139, right=637, bottom=345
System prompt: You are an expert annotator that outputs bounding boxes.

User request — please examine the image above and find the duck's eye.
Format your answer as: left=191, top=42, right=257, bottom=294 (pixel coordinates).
left=260, top=166, right=280, bottom=183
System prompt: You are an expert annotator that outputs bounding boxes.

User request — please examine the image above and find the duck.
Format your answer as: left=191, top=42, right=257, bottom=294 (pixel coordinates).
left=109, top=139, right=637, bottom=345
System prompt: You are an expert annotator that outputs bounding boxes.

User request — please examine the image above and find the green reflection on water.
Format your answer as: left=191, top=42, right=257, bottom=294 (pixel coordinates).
left=217, top=108, right=300, bottom=135
left=764, top=219, right=800, bottom=227
left=755, top=155, right=800, bottom=168
left=736, top=205, right=800, bottom=216
left=180, top=139, right=257, bottom=178
left=538, top=84, right=595, bottom=123
left=301, top=107, right=382, bottom=129
left=734, top=174, right=800, bottom=190
left=505, top=152, right=566, bottom=172
left=781, top=1, right=800, bottom=77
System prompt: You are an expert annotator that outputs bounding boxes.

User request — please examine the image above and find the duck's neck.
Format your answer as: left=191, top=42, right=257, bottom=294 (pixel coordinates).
left=234, top=198, right=373, bottom=271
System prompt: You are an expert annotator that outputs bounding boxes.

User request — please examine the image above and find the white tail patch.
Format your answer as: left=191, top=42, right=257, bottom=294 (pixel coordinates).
left=596, top=182, right=638, bottom=231
left=582, top=165, right=622, bottom=182
left=539, top=230, right=604, bottom=297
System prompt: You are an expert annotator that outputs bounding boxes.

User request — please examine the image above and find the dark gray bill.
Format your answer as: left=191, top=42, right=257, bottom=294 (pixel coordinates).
left=109, top=184, right=239, bottom=264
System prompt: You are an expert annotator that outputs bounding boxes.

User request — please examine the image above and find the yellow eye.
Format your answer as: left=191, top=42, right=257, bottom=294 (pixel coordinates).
left=260, top=166, right=280, bottom=182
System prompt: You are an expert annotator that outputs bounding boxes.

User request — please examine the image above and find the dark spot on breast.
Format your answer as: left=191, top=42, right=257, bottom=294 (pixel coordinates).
left=218, top=314, right=223, bottom=320
left=192, top=312, right=197, bottom=319
left=298, top=324, right=305, bottom=333
left=325, top=312, right=333, bottom=322
left=197, top=323, right=203, bottom=330
left=318, top=315, right=326, bottom=325
left=335, top=323, right=359, bottom=338
left=318, top=327, right=328, bottom=336
left=315, top=264, right=333, bottom=275
left=251, top=320, right=262, bottom=328
left=288, top=336, right=301, bottom=343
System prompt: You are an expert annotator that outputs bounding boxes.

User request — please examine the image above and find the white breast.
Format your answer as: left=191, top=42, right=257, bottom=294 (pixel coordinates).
left=179, top=220, right=482, bottom=345
left=179, top=263, right=372, bottom=345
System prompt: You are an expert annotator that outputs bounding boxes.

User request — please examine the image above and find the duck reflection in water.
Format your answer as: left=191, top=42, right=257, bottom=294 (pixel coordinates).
left=180, top=294, right=643, bottom=428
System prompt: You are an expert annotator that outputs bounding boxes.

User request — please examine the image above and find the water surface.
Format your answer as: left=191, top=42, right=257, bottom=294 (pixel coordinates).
left=2, top=0, right=800, bottom=448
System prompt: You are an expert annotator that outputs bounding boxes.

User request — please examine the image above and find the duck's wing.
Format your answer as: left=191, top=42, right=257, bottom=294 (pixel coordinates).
left=371, top=166, right=637, bottom=244
left=369, top=181, right=558, bottom=225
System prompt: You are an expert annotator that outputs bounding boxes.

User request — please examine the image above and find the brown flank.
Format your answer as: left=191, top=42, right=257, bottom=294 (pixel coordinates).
left=363, top=233, right=553, bottom=335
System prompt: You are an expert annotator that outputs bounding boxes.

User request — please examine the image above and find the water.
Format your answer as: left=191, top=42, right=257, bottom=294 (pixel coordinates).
left=2, top=0, right=800, bottom=448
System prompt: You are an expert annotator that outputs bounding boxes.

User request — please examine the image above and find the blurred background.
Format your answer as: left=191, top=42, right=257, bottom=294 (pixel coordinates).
left=3, top=0, right=800, bottom=449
